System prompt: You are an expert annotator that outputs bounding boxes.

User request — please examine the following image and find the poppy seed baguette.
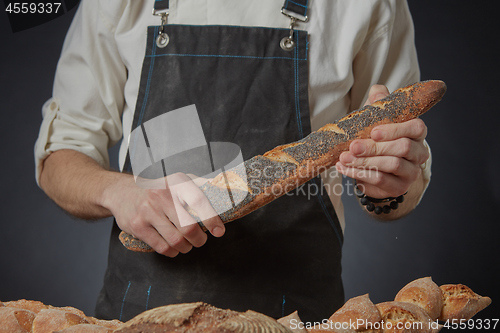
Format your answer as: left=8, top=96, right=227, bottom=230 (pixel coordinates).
left=120, top=80, right=447, bottom=252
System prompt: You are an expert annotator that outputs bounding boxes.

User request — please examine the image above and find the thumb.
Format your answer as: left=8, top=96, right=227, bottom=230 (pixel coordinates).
left=364, top=84, right=390, bottom=106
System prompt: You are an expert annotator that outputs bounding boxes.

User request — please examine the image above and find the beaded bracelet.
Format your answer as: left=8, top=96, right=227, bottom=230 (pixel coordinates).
left=354, top=181, right=407, bottom=215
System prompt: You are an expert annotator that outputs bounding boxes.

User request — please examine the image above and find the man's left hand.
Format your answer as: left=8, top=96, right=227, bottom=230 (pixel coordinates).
left=335, top=84, right=429, bottom=201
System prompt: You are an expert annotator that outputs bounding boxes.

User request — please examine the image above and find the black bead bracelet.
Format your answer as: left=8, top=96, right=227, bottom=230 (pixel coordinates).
left=354, top=181, right=407, bottom=215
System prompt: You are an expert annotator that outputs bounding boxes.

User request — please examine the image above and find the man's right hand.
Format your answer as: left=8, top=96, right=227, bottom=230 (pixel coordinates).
left=39, top=150, right=225, bottom=258
left=102, top=172, right=225, bottom=257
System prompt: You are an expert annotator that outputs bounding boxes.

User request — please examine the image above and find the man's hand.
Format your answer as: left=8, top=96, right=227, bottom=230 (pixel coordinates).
left=39, top=150, right=225, bottom=257
left=335, top=85, right=430, bottom=219
left=102, top=172, right=225, bottom=257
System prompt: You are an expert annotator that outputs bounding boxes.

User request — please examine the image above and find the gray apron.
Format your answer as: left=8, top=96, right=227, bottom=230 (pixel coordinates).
left=96, top=0, right=344, bottom=323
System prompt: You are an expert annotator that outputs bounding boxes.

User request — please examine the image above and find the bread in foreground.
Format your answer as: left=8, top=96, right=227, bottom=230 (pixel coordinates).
left=394, top=277, right=443, bottom=321
left=114, top=302, right=292, bottom=333
left=0, top=277, right=491, bottom=333
left=439, top=284, right=492, bottom=321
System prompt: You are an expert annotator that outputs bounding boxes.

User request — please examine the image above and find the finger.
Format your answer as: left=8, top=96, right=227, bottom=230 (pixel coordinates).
left=371, top=118, right=427, bottom=142
left=152, top=215, right=194, bottom=254
left=364, top=84, right=390, bottom=106
left=169, top=197, right=208, bottom=248
left=170, top=174, right=225, bottom=237
left=336, top=162, right=407, bottom=198
left=130, top=220, right=180, bottom=257
left=347, top=138, right=430, bottom=165
left=186, top=173, right=211, bottom=187
left=339, top=153, right=421, bottom=181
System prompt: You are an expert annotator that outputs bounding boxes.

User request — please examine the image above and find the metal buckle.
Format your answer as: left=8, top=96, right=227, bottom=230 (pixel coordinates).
left=152, top=9, right=169, bottom=48
left=280, top=8, right=309, bottom=23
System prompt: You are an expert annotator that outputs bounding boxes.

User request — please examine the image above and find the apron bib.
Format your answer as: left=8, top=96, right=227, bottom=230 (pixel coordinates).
left=96, top=1, right=344, bottom=323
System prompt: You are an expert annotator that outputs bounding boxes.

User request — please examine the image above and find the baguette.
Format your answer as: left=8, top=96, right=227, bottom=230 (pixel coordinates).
left=121, top=80, right=446, bottom=252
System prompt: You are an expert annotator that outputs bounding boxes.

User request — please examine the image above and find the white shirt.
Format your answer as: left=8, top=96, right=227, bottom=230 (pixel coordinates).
left=34, top=0, right=425, bottom=230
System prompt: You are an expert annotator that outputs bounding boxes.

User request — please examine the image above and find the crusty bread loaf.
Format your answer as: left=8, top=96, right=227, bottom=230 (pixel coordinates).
left=307, top=328, right=356, bottom=333
left=0, top=307, right=36, bottom=333
left=85, top=317, right=124, bottom=330
left=114, top=302, right=292, bottom=333
left=278, top=311, right=307, bottom=333
left=2, top=299, right=48, bottom=314
left=0, top=299, right=124, bottom=333
left=54, top=324, right=114, bottom=333
left=120, top=80, right=447, bottom=252
left=328, top=294, right=381, bottom=331
left=376, top=301, right=441, bottom=333
left=32, top=308, right=89, bottom=333
left=394, top=277, right=443, bottom=321
left=439, top=284, right=492, bottom=321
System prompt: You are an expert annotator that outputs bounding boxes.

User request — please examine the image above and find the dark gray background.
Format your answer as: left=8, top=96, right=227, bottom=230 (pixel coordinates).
left=1, top=1, right=498, bottom=330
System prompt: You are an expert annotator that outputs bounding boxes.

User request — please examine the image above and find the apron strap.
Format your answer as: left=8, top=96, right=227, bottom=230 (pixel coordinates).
left=153, top=0, right=169, bottom=14
left=281, top=0, right=309, bottom=22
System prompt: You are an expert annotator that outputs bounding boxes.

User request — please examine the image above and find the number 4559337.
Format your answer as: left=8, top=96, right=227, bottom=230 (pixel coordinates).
left=443, top=318, right=498, bottom=330
left=5, top=2, right=62, bottom=14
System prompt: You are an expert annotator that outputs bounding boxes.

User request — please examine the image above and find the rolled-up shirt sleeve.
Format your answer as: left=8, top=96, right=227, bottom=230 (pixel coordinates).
left=34, top=0, right=127, bottom=184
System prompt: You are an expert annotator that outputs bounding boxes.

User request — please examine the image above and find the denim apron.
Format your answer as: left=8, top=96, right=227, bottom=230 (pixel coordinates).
left=96, top=0, right=344, bottom=323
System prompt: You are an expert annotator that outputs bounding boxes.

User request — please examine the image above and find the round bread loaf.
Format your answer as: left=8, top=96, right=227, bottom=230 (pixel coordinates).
left=394, top=277, right=443, bottom=320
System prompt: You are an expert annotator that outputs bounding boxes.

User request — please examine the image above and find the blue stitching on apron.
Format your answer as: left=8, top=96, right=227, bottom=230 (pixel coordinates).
left=294, top=33, right=304, bottom=139
left=285, top=0, right=308, bottom=9
left=145, top=54, right=306, bottom=61
left=127, top=27, right=159, bottom=172
left=119, top=281, right=132, bottom=321
left=284, top=0, right=309, bottom=16
left=311, top=178, right=343, bottom=245
left=137, top=27, right=159, bottom=127
left=281, top=295, right=286, bottom=317
left=146, top=286, right=152, bottom=310
left=291, top=32, right=342, bottom=244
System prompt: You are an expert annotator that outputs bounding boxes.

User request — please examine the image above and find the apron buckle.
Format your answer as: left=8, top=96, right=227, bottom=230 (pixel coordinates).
left=153, top=9, right=170, bottom=48
left=280, top=8, right=307, bottom=51
left=280, top=16, right=296, bottom=51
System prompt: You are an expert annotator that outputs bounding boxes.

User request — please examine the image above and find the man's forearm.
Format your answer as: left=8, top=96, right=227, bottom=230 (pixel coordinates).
left=39, top=149, right=126, bottom=220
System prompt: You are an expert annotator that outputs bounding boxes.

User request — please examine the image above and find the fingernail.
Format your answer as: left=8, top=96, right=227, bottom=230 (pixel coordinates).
left=351, top=142, right=365, bottom=156
left=375, top=93, right=387, bottom=101
left=371, top=129, right=384, bottom=141
left=340, top=152, right=355, bottom=165
left=212, top=226, right=225, bottom=237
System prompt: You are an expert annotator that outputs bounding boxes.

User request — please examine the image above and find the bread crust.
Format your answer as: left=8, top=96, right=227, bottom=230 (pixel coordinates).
left=439, top=284, right=492, bottom=321
left=394, top=277, right=443, bottom=321
left=114, top=302, right=293, bottom=333
left=328, top=294, right=382, bottom=330
left=118, top=80, right=447, bottom=252
left=376, top=301, right=441, bottom=333
left=0, top=307, right=36, bottom=333
left=32, top=308, right=89, bottom=333
left=54, top=324, right=114, bottom=333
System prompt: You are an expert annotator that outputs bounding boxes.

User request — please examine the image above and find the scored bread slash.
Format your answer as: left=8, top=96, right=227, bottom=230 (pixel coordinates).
left=120, top=80, right=447, bottom=252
